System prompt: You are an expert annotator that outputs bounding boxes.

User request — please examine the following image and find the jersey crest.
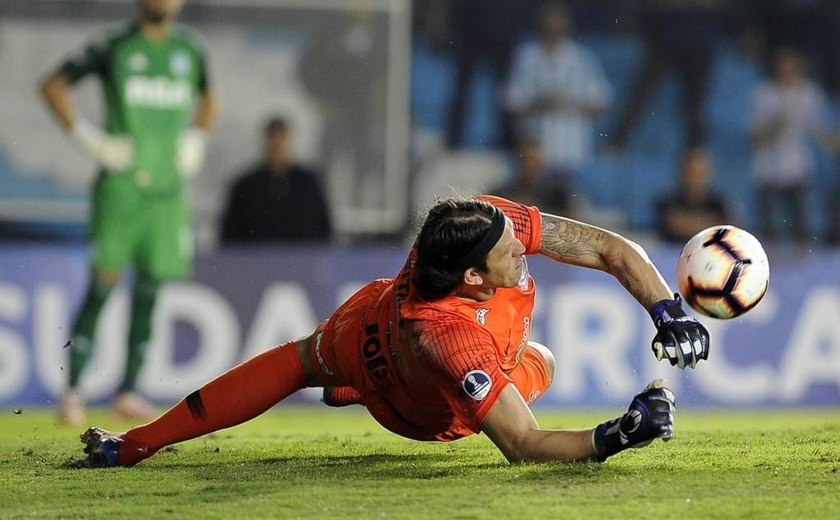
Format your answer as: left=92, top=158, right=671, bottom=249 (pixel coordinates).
left=462, top=370, right=492, bottom=401
left=475, top=308, right=490, bottom=326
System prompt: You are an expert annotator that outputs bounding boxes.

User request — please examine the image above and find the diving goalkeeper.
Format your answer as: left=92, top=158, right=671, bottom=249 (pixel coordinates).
left=81, top=195, right=708, bottom=466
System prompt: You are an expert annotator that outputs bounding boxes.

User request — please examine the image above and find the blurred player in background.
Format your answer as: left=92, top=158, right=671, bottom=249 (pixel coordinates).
left=655, top=146, right=731, bottom=244
left=80, top=195, right=708, bottom=467
left=38, top=0, right=217, bottom=425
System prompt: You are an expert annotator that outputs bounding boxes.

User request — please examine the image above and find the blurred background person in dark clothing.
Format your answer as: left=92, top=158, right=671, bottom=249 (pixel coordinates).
left=656, top=146, right=731, bottom=244
left=608, top=0, right=725, bottom=151
left=445, top=0, right=532, bottom=150
left=492, top=137, right=570, bottom=216
left=220, top=118, right=332, bottom=244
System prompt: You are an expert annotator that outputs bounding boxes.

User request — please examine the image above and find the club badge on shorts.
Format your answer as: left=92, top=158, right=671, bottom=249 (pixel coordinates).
left=462, top=370, right=492, bottom=401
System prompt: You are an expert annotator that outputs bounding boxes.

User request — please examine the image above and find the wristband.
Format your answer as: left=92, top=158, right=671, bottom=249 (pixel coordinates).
left=649, top=293, right=686, bottom=325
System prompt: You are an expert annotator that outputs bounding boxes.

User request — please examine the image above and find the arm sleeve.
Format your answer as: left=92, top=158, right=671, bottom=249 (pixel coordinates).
left=58, top=38, right=109, bottom=84
left=220, top=178, right=247, bottom=243
left=418, top=319, right=512, bottom=433
left=476, top=195, right=542, bottom=254
left=196, top=45, right=210, bottom=93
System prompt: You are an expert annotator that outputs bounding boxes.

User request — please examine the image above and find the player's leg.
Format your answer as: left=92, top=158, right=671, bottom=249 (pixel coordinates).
left=112, top=192, right=190, bottom=420
left=60, top=269, right=121, bottom=425
left=80, top=280, right=383, bottom=467
left=112, top=274, right=159, bottom=420
left=505, top=341, right=555, bottom=405
left=322, top=386, right=362, bottom=407
left=60, top=180, right=137, bottom=425
left=82, top=334, right=320, bottom=467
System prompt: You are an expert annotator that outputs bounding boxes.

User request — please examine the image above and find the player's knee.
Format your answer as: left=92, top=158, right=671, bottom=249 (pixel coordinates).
left=528, top=341, right=555, bottom=383
left=295, top=334, right=325, bottom=387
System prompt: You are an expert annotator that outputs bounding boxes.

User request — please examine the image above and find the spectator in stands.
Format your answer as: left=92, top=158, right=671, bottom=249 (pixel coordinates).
left=220, top=118, right=332, bottom=244
left=505, top=1, right=611, bottom=201
left=445, top=0, right=529, bottom=150
left=492, top=137, right=569, bottom=216
left=749, top=47, right=824, bottom=247
left=655, top=146, right=731, bottom=244
left=607, top=0, right=724, bottom=151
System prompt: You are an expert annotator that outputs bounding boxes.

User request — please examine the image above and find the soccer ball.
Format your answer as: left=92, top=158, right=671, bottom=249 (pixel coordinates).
left=676, top=225, right=770, bottom=319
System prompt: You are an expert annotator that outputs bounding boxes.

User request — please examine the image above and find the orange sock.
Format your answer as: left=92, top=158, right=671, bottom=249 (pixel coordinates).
left=119, top=341, right=306, bottom=466
left=323, top=386, right=362, bottom=407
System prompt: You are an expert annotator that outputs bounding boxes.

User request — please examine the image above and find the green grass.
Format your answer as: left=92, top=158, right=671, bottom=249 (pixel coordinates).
left=1, top=406, right=838, bottom=519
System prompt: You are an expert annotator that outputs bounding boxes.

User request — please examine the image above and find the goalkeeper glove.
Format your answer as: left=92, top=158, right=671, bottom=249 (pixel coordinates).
left=593, top=379, right=675, bottom=462
left=71, top=118, right=134, bottom=172
left=649, top=294, right=710, bottom=369
left=177, top=127, right=207, bottom=178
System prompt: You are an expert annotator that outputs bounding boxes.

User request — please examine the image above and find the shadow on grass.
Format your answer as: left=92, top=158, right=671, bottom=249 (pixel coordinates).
left=161, top=452, right=624, bottom=484
left=62, top=450, right=620, bottom=482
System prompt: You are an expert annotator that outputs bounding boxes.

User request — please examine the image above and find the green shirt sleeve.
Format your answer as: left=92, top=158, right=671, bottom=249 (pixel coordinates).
left=58, top=37, right=109, bottom=84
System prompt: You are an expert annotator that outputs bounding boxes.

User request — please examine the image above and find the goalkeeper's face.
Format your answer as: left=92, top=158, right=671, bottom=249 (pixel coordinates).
left=475, top=221, right=526, bottom=290
left=140, top=0, right=185, bottom=22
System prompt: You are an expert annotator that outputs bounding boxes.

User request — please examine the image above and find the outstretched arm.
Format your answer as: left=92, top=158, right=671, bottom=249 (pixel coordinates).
left=538, top=212, right=710, bottom=369
left=481, top=381, right=675, bottom=463
left=40, top=72, right=76, bottom=130
left=481, top=385, right=597, bottom=463
left=538, top=212, right=672, bottom=310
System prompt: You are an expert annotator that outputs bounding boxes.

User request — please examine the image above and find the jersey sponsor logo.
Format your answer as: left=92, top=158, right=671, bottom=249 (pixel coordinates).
left=362, top=323, right=391, bottom=386
left=475, top=308, right=490, bottom=326
left=514, top=317, right=531, bottom=359
left=462, top=370, right=492, bottom=401
left=129, top=52, right=148, bottom=72
left=125, top=76, right=192, bottom=108
left=170, top=50, right=192, bottom=77
left=518, top=257, right=530, bottom=291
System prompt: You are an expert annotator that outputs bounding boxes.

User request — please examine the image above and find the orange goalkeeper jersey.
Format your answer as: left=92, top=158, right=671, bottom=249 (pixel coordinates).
left=338, top=195, right=544, bottom=440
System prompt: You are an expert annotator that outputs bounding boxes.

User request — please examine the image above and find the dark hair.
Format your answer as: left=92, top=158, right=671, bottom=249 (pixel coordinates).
left=264, top=116, right=289, bottom=135
left=415, top=198, right=497, bottom=301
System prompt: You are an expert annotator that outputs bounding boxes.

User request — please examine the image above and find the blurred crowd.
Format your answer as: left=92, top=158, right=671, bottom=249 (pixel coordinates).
left=4, top=0, right=840, bottom=251
left=409, top=0, right=840, bottom=251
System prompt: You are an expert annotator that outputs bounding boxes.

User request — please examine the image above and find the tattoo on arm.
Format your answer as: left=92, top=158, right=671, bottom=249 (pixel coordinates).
left=539, top=213, right=670, bottom=308
left=539, top=213, right=607, bottom=268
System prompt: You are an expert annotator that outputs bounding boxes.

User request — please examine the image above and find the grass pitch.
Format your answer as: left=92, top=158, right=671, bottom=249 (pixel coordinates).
left=1, top=406, right=838, bottom=519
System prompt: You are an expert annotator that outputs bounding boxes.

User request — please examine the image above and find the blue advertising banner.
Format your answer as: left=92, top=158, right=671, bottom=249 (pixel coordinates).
left=1, top=244, right=839, bottom=408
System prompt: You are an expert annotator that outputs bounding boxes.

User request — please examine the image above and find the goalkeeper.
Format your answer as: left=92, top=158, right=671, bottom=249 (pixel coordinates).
left=81, top=195, right=708, bottom=467
left=39, top=0, right=217, bottom=425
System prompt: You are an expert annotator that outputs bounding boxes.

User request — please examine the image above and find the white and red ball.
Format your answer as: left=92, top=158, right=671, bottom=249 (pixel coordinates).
left=676, top=225, right=770, bottom=319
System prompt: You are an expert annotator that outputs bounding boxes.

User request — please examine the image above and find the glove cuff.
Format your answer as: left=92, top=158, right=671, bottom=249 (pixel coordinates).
left=184, top=127, right=207, bottom=143
left=649, top=293, right=687, bottom=326
left=71, top=118, right=102, bottom=144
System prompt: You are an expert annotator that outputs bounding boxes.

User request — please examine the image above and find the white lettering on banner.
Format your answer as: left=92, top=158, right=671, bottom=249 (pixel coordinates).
left=691, top=292, right=777, bottom=404
left=33, top=284, right=70, bottom=397
left=242, top=283, right=318, bottom=359
left=142, top=284, right=238, bottom=400
left=0, top=283, right=28, bottom=398
left=549, top=285, right=636, bottom=399
left=242, top=283, right=321, bottom=401
left=778, top=288, right=840, bottom=401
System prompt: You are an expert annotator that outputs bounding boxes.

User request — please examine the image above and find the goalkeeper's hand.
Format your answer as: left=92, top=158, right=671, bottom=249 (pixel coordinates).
left=177, top=127, right=207, bottom=178
left=593, top=379, right=675, bottom=461
left=72, top=119, right=134, bottom=172
left=649, top=294, right=710, bottom=369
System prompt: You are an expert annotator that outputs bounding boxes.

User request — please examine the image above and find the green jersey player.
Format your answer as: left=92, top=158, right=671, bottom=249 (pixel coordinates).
left=39, top=0, right=218, bottom=425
